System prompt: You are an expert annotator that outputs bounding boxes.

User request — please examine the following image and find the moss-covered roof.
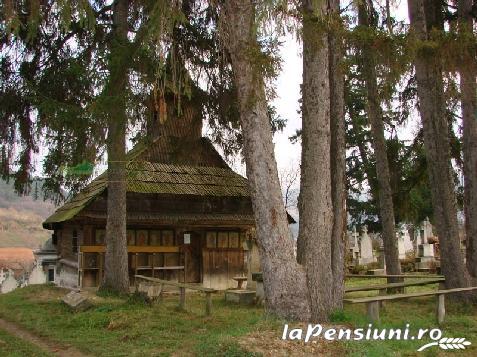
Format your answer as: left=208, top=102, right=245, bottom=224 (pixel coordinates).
left=43, top=161, right=250, bottom=225
left=43, top=138, right=250, bottom=226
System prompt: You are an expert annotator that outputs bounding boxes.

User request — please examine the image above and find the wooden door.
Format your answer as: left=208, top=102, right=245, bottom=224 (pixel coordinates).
left=202, top=249, right=245, bottom=289
left=185, top=232, right=201, bottom=283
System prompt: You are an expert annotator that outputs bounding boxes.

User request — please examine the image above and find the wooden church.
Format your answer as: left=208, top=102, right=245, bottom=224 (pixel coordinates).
left=42, top=95, right=265, bottom=290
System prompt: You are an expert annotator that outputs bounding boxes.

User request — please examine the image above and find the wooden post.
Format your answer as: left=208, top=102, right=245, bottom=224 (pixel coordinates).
left=366, top=301, right=380, bottom=323
left=436, top=294, right=445, bottom=324
left=378, top=288, right=386, bottom=309
left=179, top=287, right=185, bottom=310
left=205, top=292, right=212, bottom=316
left=79, top=253, right=84, bottom=288
left=99, top=253, right=104, bottom=286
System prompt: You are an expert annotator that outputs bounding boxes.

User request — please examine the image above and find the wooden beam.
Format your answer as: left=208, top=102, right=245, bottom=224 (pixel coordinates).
left=134, top=275, right=217, bottom=292
left=344, top=286, right=477, bottom=304
left=436, top=294, right=445, bottom=324
left=346, top=274, right=445, bottom=279
left=80, top=245, right=180, bottom=253
left=128, top=246, right=180, bottom=253
left=345, top=278, right=445, bottom=293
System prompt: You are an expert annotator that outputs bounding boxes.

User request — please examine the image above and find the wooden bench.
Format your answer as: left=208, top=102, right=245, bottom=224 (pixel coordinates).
left=344, top=286, right=477, bottom=324
left=134, top=275, right=217, bottom=316
left=345, top=278, right=445, bottom=294
left=346, top=274, right=445, bottom=279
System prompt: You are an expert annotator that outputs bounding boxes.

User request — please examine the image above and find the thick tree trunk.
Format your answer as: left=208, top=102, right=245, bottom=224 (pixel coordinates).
left=221, top=0, right=310, bottom=320
left=100, top=0, right=130, bottom=294
left=408, top=0, right=470, bottom=291
left=358, top=1, right=402, bottom=281
left=297, top=0, right=334, bottom=321
left=329, top=0, right=346, bottom=310
left=458, top=0, right=477, bottom=280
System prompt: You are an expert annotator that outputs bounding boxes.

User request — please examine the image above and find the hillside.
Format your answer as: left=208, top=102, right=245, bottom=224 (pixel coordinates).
left=0, top=180, right=57, bottom=249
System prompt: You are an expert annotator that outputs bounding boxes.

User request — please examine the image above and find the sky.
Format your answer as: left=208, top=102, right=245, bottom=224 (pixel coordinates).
left=270, top=0, right=410, bottom=174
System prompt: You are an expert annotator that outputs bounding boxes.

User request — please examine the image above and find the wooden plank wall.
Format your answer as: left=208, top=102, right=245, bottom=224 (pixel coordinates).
left=202, top=249, right=245, bottom=290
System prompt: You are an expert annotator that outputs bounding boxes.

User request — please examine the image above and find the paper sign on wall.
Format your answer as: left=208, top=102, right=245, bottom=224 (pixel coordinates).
left=184, top=233, right=191, bottom=244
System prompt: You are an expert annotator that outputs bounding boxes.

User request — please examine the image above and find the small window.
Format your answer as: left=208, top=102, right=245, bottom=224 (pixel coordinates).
left=206, top=232, right=217, bottom=248
left=229, top=232, right=239, bottom=248
left=240, top=232, right=246, bottom=248
left=136, top=230, right=148, bottom=246
left=72, top=230, right=78, bottom=253
left=150, top=230, right=161, bottom=246
left=127, top=230, right=136, bottom=245
left=205, top=231, right=242, bottom=249
left=217, top=232, right=228, bottom=248
left=95, top=229, right=105, bottom=245
left=162, top=230, right=175, bottom=246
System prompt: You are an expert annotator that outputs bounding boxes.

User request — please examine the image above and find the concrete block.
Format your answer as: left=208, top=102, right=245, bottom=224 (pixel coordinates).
left=225, top=289, right=255, bottom=305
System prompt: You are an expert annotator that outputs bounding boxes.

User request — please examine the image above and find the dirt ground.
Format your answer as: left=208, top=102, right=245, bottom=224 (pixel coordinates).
left=237, top=327, right=346, bottom=356
left=0, top=318, right=88, bottom=357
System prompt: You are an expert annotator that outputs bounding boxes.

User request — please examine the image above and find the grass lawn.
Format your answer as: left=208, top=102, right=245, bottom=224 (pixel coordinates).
left=0, top=285, right=273, bottom=357
left=0, top=280, right=475, bottom=356
left=0, top=328, right=50, bottom=357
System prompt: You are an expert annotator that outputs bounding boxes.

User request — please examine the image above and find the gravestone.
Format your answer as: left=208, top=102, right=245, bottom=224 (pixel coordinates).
left=415, top=218, right=437, bottom=271
left=401, top=228, right=414, bottom=253
left=0, top=269, right=18, bottom=294
left=348, top=227, right=360, bottom=265
left=397, top=228, right=414, bottom=259
left=358, top=225, right=377, bottom=265
left=422, top=217, right=434, bottom=242
left=62, top=291, right=91, bottom=312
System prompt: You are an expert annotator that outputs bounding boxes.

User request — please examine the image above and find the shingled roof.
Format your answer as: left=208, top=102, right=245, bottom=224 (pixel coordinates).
left=43, top=138, right=250, bottom=226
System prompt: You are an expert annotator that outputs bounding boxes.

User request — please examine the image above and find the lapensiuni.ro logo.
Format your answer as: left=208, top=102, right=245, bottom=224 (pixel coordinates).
left=282, top=324, right=471, bottom=352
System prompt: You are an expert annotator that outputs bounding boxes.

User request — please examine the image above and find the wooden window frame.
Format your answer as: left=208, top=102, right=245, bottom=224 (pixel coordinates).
left=94, top=229, right=106, bottom=245
left=92, top=227, right=177, bottom=247
left=205, top=230, right=243, bottom=250
left=72, top=229, right=78, bottom=253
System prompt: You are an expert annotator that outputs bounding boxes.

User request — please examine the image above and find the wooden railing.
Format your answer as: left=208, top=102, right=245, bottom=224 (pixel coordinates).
left=79, top=245, right=182, bottom=288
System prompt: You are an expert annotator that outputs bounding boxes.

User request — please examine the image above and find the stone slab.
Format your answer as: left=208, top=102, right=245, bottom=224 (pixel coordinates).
left=62, top=291, right=91, bottom=312
left=225, top=289, right=256, bottom=305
